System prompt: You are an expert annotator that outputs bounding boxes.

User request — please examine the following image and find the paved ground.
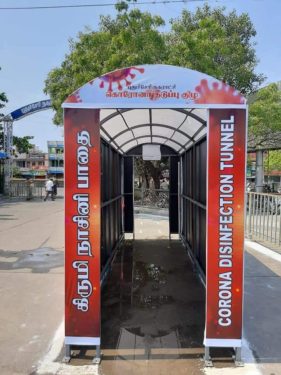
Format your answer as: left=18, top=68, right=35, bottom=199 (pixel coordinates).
left=1, top=199, right=281, bottom=374
left=0, top=197, right=64, bottom=375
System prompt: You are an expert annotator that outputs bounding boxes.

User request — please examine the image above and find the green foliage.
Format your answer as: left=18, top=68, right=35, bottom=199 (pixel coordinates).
left=44, top=5, right=263, bottom=125
left=45, top=8, right=166, bottom=124
left=167, top=5, right=264, bottom=95
left=115, top=0, right=137, bottom=13
left=264, top=150, right=281, bottom=172
left=248, top=83, right=281, bottom=150
left=13, top=136, right=34, bottom=154
left=12, top=165, right=21, bottom=177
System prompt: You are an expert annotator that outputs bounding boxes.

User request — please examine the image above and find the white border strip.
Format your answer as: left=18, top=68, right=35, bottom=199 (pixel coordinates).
left=204, top=338, right=242, bottom=347
left=65, top=336, right=100, bottom=345
left=245, top=240, right=281, bottom=262
left=62, top=103, right=247, bottom=110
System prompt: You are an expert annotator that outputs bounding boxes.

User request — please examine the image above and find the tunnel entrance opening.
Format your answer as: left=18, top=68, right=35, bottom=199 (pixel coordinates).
left=63, top=64, right=247, bottom=366
left=132, top=155, right=170, bottom=240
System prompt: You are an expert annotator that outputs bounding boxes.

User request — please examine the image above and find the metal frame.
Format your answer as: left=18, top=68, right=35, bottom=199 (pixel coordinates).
left=64, top=344, right=102, bottom=364
left=101, top=139, right=124, bottom=271
left=204, top=346, right=244, bottom=367
left=112, top=123, right=194, bottom=144
left=120, top=134, right=184, bottom=152
left=180, top=137, right=207, bottom=274
left=1, top=100, right=52, bottom=195
left=3, top=119, right=13, bottom=194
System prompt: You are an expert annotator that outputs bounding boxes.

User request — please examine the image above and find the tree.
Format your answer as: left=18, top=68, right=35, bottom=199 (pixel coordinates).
left=167, top=5, right=264, bottom=95
left=248, top=83, right=281, bottom=192
left=264, top=150, right=281, bottom=173
left=13, top=136, right=34, bottom=154
left=44, top=7, right=166, bottom=124
left=44, top=4, right=263, bottom=124
left=248, top=83, right=281, bottom=151
left=134, top=157, right=169, bottom=190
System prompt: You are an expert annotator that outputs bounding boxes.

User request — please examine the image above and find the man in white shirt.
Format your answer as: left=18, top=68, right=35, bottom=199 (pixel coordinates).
left=44, top=178, right=54, bottom=201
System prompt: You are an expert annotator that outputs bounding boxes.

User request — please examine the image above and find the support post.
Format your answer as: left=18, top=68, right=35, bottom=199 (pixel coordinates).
left=248, top=192, right=253, bottom=239
left=93, top=345, right=101, bottom=364
left=3, top=119, right=13, bottom=195
left=234, top=347, right=244, bottom=367
left=204, top=347, right=213, bottom=367
left=64, top=344, right=71, bottom=363
left=255, top=150, right=264, bottom=193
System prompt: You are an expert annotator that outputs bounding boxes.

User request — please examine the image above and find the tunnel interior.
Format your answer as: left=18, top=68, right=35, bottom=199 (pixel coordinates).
left=100, top=108, right=207, bottom=279
left=99, top=108, right=208, bottom=354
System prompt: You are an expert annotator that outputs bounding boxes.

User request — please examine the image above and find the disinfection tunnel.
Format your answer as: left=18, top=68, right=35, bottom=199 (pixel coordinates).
left=63, top=64, right=247, bottom=365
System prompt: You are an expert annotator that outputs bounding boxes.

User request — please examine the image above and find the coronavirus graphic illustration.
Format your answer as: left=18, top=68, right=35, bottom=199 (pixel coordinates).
left=194, top=79, right=245, bottom=104
left=99, top=67, right=145, bottom=92
left=66, top=91, right=82, bottom=103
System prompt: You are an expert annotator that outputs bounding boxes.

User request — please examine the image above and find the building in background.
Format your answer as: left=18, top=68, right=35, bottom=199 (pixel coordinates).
left=247, top=151, right=281, bottom=192
left=12, top=146, right=48, bottom=179
left=47, top=141, right=64, bottom=178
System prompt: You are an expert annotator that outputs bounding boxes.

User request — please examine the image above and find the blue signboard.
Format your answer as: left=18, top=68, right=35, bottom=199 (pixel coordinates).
left=10, top=100, right=51, bottom=121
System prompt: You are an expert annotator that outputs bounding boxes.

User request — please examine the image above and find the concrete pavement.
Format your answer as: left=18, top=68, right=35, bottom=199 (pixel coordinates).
left=0, top=198, right=64, bottom=375
left=243, top=241, right=281, bottom=375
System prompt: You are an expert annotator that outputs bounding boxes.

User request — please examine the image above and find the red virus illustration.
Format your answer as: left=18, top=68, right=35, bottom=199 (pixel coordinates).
left=65, top=91, right=82, bottom=103
left=194, top=79, right=245, bottom=104
left=99, top=67, right=145, bottom=92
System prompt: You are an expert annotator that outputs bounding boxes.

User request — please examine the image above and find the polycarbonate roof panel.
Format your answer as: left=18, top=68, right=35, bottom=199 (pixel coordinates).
left=102, top=114, right=128, bottom=137
left=100, top=129, right=110, bottom=142
left=165, top=140, right=182, bottom=151
left=152, top=126, right=174, bottom=138
left=152, top=136, right=168, bottom=144
left=122, top=140, right=138, bottom=152
left=152, top=109, right=186, bottom=128
left=135, top=137, right=154, bottom=146
left=99, top=108, right=207, bottom=153
left=179, top=116, right=202, bottom=136
left=100, top=109, right=117, bottom=121
left=122, top=109, right=150, bottom=127
left=193, top=108, right=207, bottom=120
left=133, top=127, right=151, bottom=138
left=115, top=132, right=134, bottom=146
left=194, top=128, right=207, bottom=141
left=171, top=132, right=190, bottom=144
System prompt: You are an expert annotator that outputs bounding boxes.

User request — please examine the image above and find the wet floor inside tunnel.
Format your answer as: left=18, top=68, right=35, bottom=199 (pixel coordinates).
left=100, top=239, right=206, bottom=375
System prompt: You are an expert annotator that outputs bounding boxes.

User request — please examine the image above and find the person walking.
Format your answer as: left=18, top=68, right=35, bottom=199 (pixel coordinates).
left=44, top=177, right=54, bottom=201
left=52, top=179, right=57, bottom=200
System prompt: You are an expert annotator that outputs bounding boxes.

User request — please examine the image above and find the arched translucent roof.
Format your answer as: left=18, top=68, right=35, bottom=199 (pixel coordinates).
left=63, top=64, right=246, bottom=154
left=99, top=108, right=207, bottom=153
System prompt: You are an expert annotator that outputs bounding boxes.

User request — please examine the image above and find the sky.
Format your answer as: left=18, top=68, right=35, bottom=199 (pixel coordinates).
left=1, top=0, right=281, bottom=152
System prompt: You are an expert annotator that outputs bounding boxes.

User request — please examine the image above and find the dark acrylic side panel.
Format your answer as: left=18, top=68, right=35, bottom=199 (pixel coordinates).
left=124, top=156, right=134, bottom=233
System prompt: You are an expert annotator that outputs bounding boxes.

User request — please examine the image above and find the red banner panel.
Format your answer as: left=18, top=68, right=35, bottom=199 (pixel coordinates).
left=205, top=109, right=246, bottom=347
left=64, top=108, right=101, bottom=346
